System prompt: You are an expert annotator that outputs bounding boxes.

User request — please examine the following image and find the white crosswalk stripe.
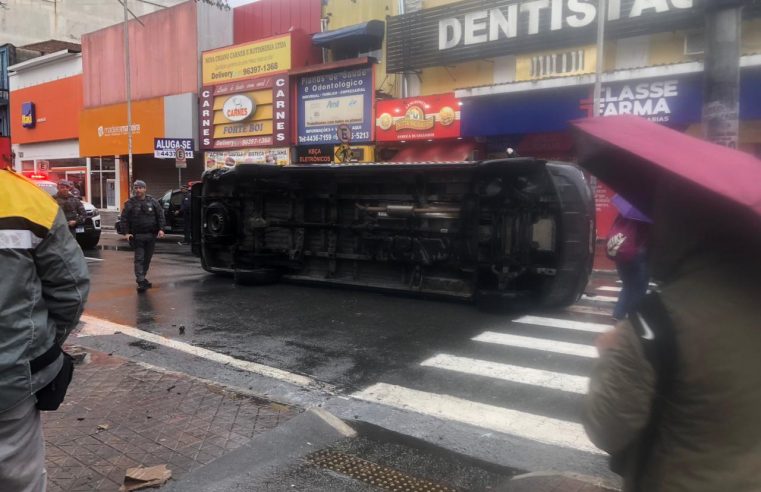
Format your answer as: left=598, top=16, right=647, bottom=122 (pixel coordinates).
left=512, top=315, right=612, bottom=333
left=352, top=383, right=603, bottom=454
left=349, top=279, right=627, bottom=459
left=596, top=286, right=621, bottom=292
left=473, top=332, right=598, bottom=358
left=421, top=354, right=589, bottom=394
left=582, top=294, right=618, bottom=303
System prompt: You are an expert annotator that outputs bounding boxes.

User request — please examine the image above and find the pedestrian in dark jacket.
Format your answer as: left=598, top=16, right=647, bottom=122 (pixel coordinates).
left=54, top=180, right=86, bottom=235
left=584, top=184, right=761, bottom=492
left=175, top=184, right=191, bottom=245
left=1, top=169, right=90, bottom=492
left=119, top=180, right=165, bottom=292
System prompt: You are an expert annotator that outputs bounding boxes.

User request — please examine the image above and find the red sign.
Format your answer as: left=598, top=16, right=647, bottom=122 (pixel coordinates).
left=376, top=93, right=461, bottom=142
left=594, top=179, right=618, bottom=240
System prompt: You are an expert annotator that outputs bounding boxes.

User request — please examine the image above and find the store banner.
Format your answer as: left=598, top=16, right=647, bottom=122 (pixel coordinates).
left=376, top=93, right=461, bottom=142
left=297, top=66, right=374, bottom=145
left=80, top=98, right=165, bottom=156
left=461, top=74, right=704, bottom=137
left=294, top=145, right=334, bottom=164
left=10, top=75, right=83, bottom=144
left=205, top=147, right=291, bottom=169
left=200, top=74, right=290, bottom=150
left=201, top=34, right=292, bottom=85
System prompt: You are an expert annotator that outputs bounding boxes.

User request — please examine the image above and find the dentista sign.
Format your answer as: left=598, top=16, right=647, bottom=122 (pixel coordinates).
left=439, top=0, right=693, bottom=50
left=386, top=0, right=706, bottom=72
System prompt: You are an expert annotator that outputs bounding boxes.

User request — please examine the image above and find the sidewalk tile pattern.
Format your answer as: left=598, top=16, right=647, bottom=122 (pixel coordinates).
left=43, top=352, right=299, bottom=492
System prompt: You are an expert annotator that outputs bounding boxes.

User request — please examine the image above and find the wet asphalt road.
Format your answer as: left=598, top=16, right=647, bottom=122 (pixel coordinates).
left=77, top=230, right=619, bottom=483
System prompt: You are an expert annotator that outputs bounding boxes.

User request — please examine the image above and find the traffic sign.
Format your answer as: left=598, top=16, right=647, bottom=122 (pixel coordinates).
left=337, top=124, right=351, bottom=144
left=175, top=148, right=187, bottom=169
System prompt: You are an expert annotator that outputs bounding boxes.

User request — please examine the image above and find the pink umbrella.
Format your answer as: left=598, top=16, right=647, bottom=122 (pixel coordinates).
left=571, top=115, right=761, bottom=224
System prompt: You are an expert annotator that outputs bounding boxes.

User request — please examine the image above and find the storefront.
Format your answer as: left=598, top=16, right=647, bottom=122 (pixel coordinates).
left=200, top=32, right=316, bottom=169
left=457, top=66, right=761, bottom=236
left=292, top=59, right=376, bottom=164
left=80, top=93, right=199, bottom=210
left=8, top=50, right=89, bottom=196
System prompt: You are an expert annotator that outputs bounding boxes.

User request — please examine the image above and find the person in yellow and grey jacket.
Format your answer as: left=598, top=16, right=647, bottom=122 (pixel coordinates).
left=0, top=168, right=90, bottom=492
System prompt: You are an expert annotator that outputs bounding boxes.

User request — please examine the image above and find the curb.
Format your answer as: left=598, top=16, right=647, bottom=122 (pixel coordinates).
left=510, top=471, right=620, bottom=490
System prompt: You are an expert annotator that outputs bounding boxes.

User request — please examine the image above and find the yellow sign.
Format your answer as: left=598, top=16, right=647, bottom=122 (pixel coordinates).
left=202, top=34, right=292, bottom=85
left=334, top=145, right=375, bottom=163
left=214, top=120, right=273, bottom=139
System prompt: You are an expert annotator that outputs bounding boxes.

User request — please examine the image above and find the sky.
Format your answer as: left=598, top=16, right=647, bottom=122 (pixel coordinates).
left=228, top=0, right=260, bottom=7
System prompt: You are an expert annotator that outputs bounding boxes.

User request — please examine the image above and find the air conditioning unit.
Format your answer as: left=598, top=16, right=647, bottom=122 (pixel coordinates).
left=684, top=31, right=705, bottom=56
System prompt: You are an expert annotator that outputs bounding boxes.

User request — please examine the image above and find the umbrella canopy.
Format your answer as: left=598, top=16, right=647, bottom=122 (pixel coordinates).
left=571, top=115, right=761, bottom=223
left=612, top=194, right=652, bottom=223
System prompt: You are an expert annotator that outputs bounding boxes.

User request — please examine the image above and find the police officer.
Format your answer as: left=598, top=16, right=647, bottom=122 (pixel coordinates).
left=54, top=180, right=86, bottom=236
left=119, top=180, right=165, bottom=292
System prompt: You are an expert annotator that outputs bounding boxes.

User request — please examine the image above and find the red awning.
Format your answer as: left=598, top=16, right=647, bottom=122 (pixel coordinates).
left=387, top=141, right=475, bottom=163
left=571, top=115, right=761, bottom=221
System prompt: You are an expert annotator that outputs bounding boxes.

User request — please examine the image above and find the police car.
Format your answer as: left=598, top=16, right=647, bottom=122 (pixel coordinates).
left=29, top=176, right=102, bottom=249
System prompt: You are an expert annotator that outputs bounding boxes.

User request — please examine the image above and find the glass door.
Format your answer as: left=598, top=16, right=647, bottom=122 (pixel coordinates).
left=90, top=157, right=116, bottom=210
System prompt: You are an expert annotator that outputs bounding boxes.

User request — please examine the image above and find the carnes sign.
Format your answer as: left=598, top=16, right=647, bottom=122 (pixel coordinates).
left=386, top=0, right=701, bottom=72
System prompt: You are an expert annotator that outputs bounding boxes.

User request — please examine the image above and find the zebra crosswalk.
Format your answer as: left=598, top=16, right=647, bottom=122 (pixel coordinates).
left=350, top=281, right=621, bottom=460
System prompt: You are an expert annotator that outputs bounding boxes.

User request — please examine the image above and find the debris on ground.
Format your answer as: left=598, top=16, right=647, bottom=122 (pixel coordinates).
left=120, top=464, right=172, bottom=491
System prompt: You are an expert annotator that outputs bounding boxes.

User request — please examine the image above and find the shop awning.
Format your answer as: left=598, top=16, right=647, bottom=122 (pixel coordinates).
left=386, top=140, right=475, bottom=163
left=312, top=20, right=385, bottom=50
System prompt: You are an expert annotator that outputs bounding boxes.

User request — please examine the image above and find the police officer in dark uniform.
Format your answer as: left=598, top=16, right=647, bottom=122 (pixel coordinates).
left=119, top=180, right=165, bottom=292
left=54, top=180, right=86, bottom=236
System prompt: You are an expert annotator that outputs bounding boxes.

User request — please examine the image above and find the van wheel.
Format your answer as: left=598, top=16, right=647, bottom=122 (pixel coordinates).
left=233, top=268, right=281, bottom=286
left=78, top=234, right=101, bottom=250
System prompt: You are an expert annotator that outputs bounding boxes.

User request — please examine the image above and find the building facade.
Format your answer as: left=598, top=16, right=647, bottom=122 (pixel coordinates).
left=76, top=0, right=232, bottom=210
left=9, top=49, right=87, bottom=196
left=382, top=0, right=761, bottom=235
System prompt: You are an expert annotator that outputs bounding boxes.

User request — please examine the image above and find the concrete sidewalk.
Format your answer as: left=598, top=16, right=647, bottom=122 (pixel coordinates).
left=44, top=347, right=299, bottom=491
left=44, top=346, right=619, bottom=492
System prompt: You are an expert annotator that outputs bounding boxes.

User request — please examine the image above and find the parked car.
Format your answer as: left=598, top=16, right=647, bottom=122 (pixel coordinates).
left=31, top=178, right=102, bottom=249
left=158, top=188, right=189, bottom=234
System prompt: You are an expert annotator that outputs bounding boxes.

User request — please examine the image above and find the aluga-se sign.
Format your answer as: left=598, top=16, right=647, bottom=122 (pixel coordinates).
left=439, top=0, right=693, bottom=50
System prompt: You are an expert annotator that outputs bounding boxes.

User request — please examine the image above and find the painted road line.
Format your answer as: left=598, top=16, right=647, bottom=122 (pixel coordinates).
left=421, top=354, right=589, bottom=394
left=564, top=305, right=613, bottom=316
left=596, top=286, right=621, bottom=292
left=581, top=294, right=618, bottom=303
left=512, top=315, right=611, bottom=333
left=78, top=315, right=322, bottom=390
left=616, top=280, right=658, bottom=287
left=473, top=332, right=598, bottom=359
left=84, top=257, right=104, bottom=262
left=352, top=383, right=603, bottom=455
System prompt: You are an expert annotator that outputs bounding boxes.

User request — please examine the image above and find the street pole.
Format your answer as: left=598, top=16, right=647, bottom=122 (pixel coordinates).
left=593, top=0, right=607, bottom=117
left=123, top=0, right=133, bottom=190
left=703, top=1, right=743, bottom=148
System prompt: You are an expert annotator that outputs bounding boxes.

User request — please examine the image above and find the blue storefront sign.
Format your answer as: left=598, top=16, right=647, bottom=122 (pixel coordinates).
left=461, top=69, right=761, bottom=137
left=297, top=67, right=374, bottom=145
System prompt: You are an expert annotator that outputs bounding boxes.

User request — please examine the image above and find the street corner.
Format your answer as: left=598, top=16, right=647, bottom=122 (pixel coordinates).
left=44, top=346, right=301, bottom=492
left=504, top=472, right=621, bottom=492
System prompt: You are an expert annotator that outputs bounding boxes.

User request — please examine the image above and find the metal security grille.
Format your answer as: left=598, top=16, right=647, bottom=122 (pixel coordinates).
left=530, top=49, right=585, bottom=78
left=307, top=449, right=460, bottom=492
